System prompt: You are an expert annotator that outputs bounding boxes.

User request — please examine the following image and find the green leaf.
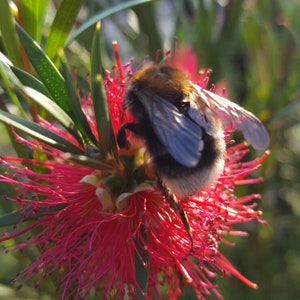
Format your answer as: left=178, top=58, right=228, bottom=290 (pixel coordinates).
left=60, top=60, right=97, bottom=145
left=0, top=1, right=22, bottom=67
left=0, top=204, right=68, bottom=227
left=15, top=24, right=69, bottom=113
left=0, top=54, right=84, bottom=146
left=90, top=23, right=117, bottom=156
left=67, top=0, right=154, bottom=45
left=0, top=110, right=83, bottom=155
left=18, top=0, right=49, bottom=42
left=44, top=0, right=86, bottom=64
left=11, top=66, right=52, bottom=98
left=64, top=153, right=112, bottom=171
left=0, top=55, right=34, bottom=158
left=0, top=53, right=26, bottom=117
left=20, top=86, right=84, bottom=146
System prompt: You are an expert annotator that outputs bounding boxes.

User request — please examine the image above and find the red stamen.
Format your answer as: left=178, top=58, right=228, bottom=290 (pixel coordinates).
left=112, top=41, right=124, bottom=80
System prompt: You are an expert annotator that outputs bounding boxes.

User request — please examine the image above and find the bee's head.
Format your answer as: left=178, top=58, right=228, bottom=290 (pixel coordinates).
left=124, top=65, right=193, bottom=113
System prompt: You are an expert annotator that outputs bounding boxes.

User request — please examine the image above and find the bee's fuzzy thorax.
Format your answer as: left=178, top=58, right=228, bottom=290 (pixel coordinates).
left=128, top=65, right=193, bottom=108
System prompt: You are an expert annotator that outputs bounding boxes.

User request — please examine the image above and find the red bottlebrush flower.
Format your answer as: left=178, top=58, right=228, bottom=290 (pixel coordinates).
left=0, top=43, right=269, bottom=300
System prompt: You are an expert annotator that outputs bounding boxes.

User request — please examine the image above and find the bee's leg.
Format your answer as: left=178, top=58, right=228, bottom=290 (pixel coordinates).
left=117, top=123, right=139, bottom=149
left=156, top=177, right=194, bottom=252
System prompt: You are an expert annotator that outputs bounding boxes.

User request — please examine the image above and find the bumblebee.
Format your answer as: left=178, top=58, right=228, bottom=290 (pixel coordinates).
left=117, top=65, right=269, bottom=248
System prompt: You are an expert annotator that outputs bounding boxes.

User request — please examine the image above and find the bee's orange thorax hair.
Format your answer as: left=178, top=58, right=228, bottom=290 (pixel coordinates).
left=129, top=65, right=193, bottom=103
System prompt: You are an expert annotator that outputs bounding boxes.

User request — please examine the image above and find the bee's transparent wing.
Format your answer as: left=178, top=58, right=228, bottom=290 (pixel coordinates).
left=138, top=92, right=203, bottom=168
left=193, top=85, right=270, bottom=150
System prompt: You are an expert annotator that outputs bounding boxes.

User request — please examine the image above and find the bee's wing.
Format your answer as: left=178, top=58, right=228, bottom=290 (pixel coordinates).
left=138, top=92, right=203, bottom=168
left=193, top=85, right=270, bottom=150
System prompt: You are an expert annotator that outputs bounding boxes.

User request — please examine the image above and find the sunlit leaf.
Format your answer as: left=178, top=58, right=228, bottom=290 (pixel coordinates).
left=11, top=66, right=52, bottom=98
left=15, top=24, right=69, bottom=113
left=20, top=86, right=84, bottom=146
left=0, top=110, right=83, bottom=155
left=0, top=1, right=22, bottom=67
left=44, top=0, right=85, bottom=64
left=18, top=0, right=50, bottom=42
left=90, top=23, right=116, bottom=157
left=0, top=53, right=26, bottom=117
left=60, top=60, right=97, bottom=145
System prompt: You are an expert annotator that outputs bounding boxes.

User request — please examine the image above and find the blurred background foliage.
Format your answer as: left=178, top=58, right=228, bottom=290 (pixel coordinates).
left=0, top=0, right=300, bottom=299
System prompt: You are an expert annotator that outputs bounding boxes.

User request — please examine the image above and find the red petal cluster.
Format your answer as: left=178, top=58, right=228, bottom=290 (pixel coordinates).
left=0, top=44, right=268, bottom=299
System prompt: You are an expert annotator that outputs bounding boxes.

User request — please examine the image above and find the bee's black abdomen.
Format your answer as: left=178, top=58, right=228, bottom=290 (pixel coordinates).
left=153, top=133, right=219, bottom=177
left=151, top=130, right=226, bottom=197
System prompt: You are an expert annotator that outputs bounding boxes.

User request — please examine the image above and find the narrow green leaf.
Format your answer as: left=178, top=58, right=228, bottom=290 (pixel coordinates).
left=0, top=53, right=26, bottom=117
left=0, top=1, right=22, bottom=67
left=0, top=110, right=83, bottom=155
left=67, top=0, right=153, bottom=45
left=44, top=0, right=85, bottom=64
left=60, top=60, right=97, bottom=145
left=11, top=66, right=52, bottom=98
left=15, top=24, right=69, bottom=113
left=0, top=55, right=34, bottom=158
left=0, top=54, right=84, bottom=146
left=18, top=0, right=49, bottom=42
left=20, top=86, right=84, bottom=146
left=90, top=23, right=116, bottom=156
left=0, top=204, right=68, bottom=227
left=65, top=153, right=112, bottom=171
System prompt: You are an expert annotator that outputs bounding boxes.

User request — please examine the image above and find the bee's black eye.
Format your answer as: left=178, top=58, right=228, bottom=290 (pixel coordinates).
left=180, top=101, right=190, bottom=112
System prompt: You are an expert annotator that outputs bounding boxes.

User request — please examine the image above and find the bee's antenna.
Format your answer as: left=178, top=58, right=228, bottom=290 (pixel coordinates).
left=156, top=177, right=194, bottom=252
